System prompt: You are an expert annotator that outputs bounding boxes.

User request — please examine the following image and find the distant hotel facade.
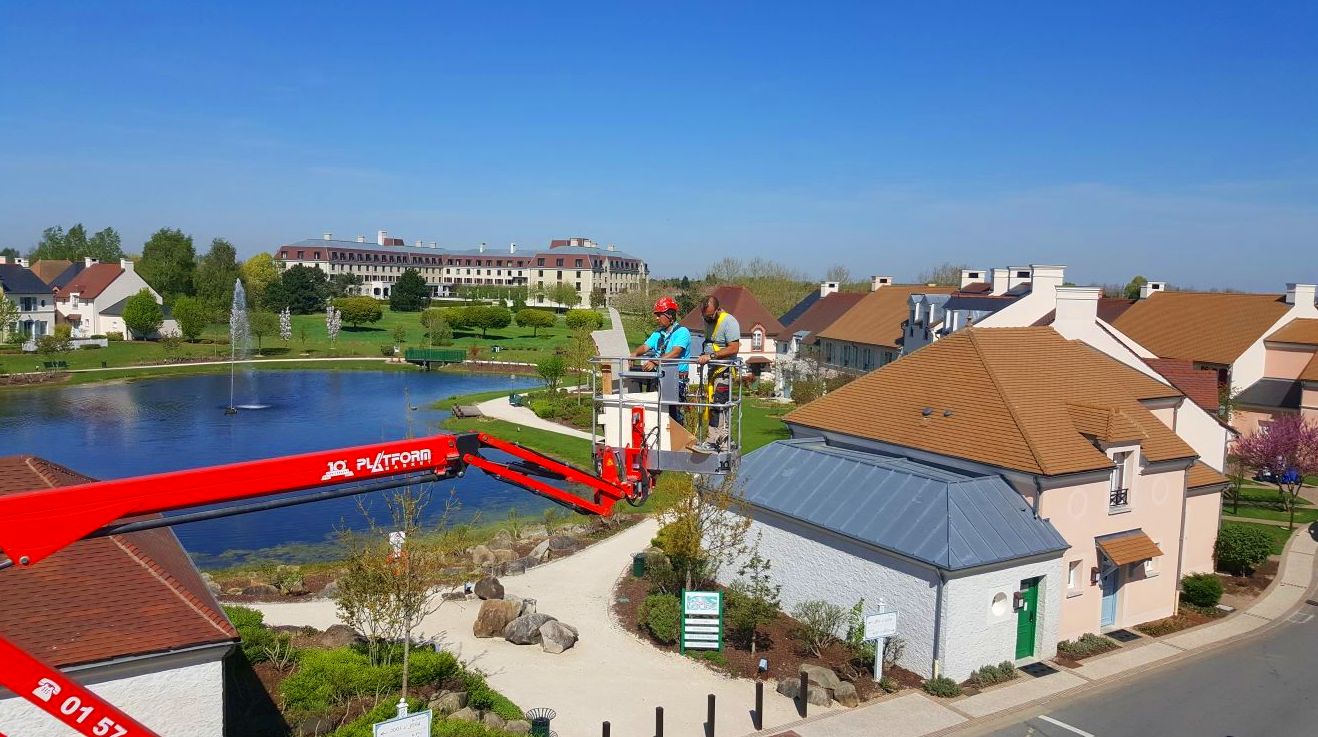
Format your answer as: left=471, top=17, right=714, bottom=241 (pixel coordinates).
left=273, top=231, right=648, bottom=307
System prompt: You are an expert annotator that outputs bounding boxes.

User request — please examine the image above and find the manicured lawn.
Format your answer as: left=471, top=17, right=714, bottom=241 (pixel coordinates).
left=1224, top=505, right=1318, bottom=524
left=1234, top=485, right=1312, bottom=506
left=442, top=415, right=594, bottom=468
left=1220, top=520, right=1296, bottom=555
left=741, top=397, right=793, bottom=452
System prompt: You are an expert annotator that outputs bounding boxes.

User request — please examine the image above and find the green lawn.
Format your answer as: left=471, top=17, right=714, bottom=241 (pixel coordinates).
left=1220, top=520, right=1297, bottom=555
left=442, top=415, right=594, bottom=468
left=1234, top=485, right=1312, bottom=506
left=741, top=397, right=793, bottom=452
left=1223, top=506, right=1318, bottom=525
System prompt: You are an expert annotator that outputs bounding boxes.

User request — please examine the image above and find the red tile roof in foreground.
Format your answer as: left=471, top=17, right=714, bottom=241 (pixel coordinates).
left=681, top=285, right=787, bottom=337
left=1143, top=358, right=1221, bottom=414
left=0, top=456, right=237, bottom=668
left=53, top=262, right=124, bottom=301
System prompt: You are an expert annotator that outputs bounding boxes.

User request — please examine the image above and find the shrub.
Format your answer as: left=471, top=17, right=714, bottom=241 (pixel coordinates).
left=1215, top=524, right=1273, bottom=575
left=564, top=309, right=603, bottom=331
left=459, top=669, right=523, bottom=721
left=878, top=676, right=900, bottom=693
left=106, top=331, right=124, bottom=341
left=1056, top=633, right=1119, bottom=659
left=379, top=343, right=395, bottom=357
left=791, top=600, right=847, bottom=657
left=923, top=675, right=962, bottom=698
left=222, top=605, right=279, bottom=664
left=969, top=661, right=1018, bottom=688
left=1180, top=572, right=1224, bottom=607
left=643, top=593, right=682, bottom=644
left=79, top=343, right=102, bottom=350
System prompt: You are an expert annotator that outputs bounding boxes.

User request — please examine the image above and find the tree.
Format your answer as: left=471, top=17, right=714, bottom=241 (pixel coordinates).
left=439, top=306, right=472, bottom=331
left=326, top=304, right=342, bottom=347
left=64, top=224, right=88, bottom=260
left=170, top=296, right=209, bottom=342
left=728, top=532, right=780, bottom=654
left=30, top=226, right=68, bottom=260
left=545, top=281, right=579, bottom=308
left=515, top=308, right=555, bottom=336
left=389, top=268, right=430, bottom=312
left=328, top=272, right=363, bottom=298
left=37, top=324, right=73, bottom=355
left=138, top=228, right=196, bottom=302
left=248, top=310, right=278, bottom=354
left=465, top=305, right=512, bottom=338
left=122, top=289, right=164, bottom=339
left=420, top=308, right=454, bottom=346
left=265, top=264, right=328, bottom=314
left=917, top=262, right=968, bottom=287
left=193, top=238, right=241, bottom=313
left=564, top=327, right=596, bottom=382
left=279, top=307, right=293, bottom=343
left=590, top=288, right=606, bottom=308
left=86, top=227, right=124, bottom=261
left=536, top=353, right=566, bottom=392
left=825, top=264, right=852, bottom=284
left=656, top=473, right=752, bottom=590
left=565, top=309, right=603, bottom=331
left=333, top=296, right=384, bottom=328
left=0, top=296, right=19, bottom=342
left=1, top=246, right=21, bottom=261
left=1233, top=416, right=1318, bottom=530
left=1123, top=275, right=1148, bottom=300
left=392, top=325, right=407, bottom=344
left=241, top=253, right=279, bottom=307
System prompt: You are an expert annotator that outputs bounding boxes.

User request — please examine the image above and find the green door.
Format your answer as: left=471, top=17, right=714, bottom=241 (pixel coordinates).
left=1015, top=578, right=1040, bottom=659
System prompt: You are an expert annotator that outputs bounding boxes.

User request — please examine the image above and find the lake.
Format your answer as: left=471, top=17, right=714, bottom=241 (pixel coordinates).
left=1, top=369, right=550, bottom=568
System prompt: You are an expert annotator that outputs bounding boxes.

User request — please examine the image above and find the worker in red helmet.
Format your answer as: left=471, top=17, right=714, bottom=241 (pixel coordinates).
left=631, top=295, right=692, bottom=422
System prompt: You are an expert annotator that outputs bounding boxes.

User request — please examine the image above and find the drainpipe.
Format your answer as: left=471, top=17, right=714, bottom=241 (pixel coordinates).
left=1175, top=469, right=1189, bottom=594
left=931, top=569, right=947, bottom=677
left=1033, top=477, right=1044, bottom=518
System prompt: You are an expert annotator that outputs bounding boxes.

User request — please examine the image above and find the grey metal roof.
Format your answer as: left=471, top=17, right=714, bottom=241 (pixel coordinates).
left=49, top=262, right=86, bottom=289
left=1236, top=378, right=1303, bottom=410
left=0, top=264, right=53, bottom=295
left=780, top=291, right=821, bottom=326
left=282, top=238, right=643, bottom=262
left=538, top=244, right=642, bottom=261
left=102, top=296, right=172, bottom=318
left=736, top=439, right=1069, bottom=571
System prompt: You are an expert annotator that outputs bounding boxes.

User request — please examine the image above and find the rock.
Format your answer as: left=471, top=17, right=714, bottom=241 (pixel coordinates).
left=317, top=579, right=339, bottom=599
left=504, top=719, right=532, bottom=734
left=504, top=559, right=529, bottom=576
left=294, top=714, right=336, bottom=736
left=519, top=598, right=537, bottom=616
left=776, top=678, right=832, bottom=707
left=442, top=591, right=468, bottom=601
left=470, top=545, right=496, bottom=566
left=429, top=690, right=468, bottom=714
left=512, top=555, right=539, bottom=571
left=546, top=534, right=580, bottom=552
left=520, top=524, right=548, bottom=539
left=315, top=624, right=360, bottom=649
left=800, top=664, right=843, bottom=692
left=241, top=584, right=279, bottom=597
left=539, top=620, right=578, bottom=654
left=832, top=681, right=860, bottom=707
left=494, top=548, right=517, bottom=564
left=224, top=587, right=245, bottom=596
left=482, top=712, right=507, bottom=731
left=473, top=599, right=523, bottom=638
left=474, top=576, right=504, bottom=600
left=449, top=707, right=480, bottom=723
left=530, top=539, right=552, bottom=561
left=503, top=613, right=557, bottom=645
left=493, top=529, right=513, bottom=544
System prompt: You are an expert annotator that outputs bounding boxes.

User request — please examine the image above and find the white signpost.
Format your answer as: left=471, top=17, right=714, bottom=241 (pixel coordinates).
left=863, top=604, right=898, bottom=681
left=372, top=709, right=431, bottom=737
left=681, top=590, right=723, bottom=653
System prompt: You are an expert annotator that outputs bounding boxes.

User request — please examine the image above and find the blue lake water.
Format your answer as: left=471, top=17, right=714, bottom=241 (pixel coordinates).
left=1, top=370, right=549, bottom=568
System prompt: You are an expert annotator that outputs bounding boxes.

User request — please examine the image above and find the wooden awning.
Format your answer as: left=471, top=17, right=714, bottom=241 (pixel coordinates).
left=746, top=356, right=772, bottom=365
left=1098, top=530, right=1163, bottom=566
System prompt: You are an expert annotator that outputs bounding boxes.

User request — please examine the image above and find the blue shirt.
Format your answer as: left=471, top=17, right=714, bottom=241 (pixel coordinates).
left=644, top=324, right=692, bottom=365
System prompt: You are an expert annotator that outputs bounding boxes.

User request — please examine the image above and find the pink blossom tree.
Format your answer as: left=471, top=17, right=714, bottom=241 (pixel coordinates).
left=1233, top=415, right=1318, bottom=530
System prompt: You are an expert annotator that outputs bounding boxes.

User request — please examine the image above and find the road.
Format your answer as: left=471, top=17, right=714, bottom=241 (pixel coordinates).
left=966, top=601, right=1318, bottom=737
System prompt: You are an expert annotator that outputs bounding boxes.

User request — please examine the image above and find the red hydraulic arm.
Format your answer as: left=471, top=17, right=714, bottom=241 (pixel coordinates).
left=0, top=431, right=641, bottom=737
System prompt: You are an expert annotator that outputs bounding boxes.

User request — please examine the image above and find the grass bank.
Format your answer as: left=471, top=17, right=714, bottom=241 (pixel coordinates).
left=2, top=358, right=412, bottom=390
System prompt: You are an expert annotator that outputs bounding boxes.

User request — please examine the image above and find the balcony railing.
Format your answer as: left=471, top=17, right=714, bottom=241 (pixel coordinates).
left=1109, top=487, right=1130, bottom=510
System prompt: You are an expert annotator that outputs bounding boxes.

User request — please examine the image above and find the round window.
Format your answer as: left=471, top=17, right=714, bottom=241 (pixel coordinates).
left=991, top=592, right=1009, bottom=616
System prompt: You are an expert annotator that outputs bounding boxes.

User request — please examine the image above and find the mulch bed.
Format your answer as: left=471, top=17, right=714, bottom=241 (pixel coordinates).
left=1135, top=604, right=1228, bottom=637
left=611, top=572, right=920, bottom=703
left=1220, top=559, right=1278, bottom=598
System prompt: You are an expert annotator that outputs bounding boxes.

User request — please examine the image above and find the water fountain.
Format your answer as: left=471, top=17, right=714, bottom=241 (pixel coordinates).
left=225, top=280, right=267, bottom=413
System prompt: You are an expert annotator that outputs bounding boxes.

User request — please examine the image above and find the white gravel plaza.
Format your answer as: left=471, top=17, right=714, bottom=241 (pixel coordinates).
left=250, top=517, right=828, bottom=737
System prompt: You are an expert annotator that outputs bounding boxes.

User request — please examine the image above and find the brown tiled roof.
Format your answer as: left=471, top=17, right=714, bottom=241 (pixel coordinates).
left=1267, top=318, right=1318, bottom=346
left=781, top=292, right=867, bottom=337
left=1066, top=404, right=1146, bottom=444
left=1112, top=291, right=1291, bottom=365
left=1143, top=358, right=1221, bottom=414
left=1187, top=461, right=1230, bottom=490
left=1098, top=530, right=1163, bottom=565
left=680, top=285, right=786, bottom=336
left=29, top=259, right=72, bottom=285
left=0, top=456, right=237, bottom=668
left=1098, top=298, right=1136, bottom=323
left=1301, top=353, right=1318, bottom=383
left=816, top=285, right=956, bottom=349
left=53, top=262, right=124, bottom=301
left=785, top=327, right=1193, bottom=476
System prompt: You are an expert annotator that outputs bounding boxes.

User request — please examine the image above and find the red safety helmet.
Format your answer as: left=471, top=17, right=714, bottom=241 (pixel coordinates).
left=653, top=296, right=679, bottom=314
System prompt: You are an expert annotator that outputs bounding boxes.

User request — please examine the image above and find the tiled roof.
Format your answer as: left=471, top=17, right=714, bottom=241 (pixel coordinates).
left=0, top=264, right=53, bottom=295
left=1267, top=318, right=1318, bottom=346
left=1187, top=461, right=1230, bottom=490
left=680, top=285, right=786, bottom=336
left=1112, top=291, right=1291, bottom=365
left=786, top=327, right=1193, bottom=477
left=29, top=259, right=72, bottom=286
left=0, top=456, right=237, bottom=668
left=1097, top=298, right=1136, bottom=323
left=1302, top=354, right=1318, bottom=383
left=1143, top=358, right=1221, bottom=414
left=816, top=285, right=957, bottom=349
left=49, top=261, right=86, bottom=289
left=779, top=290, right=821, bottom=326
left=1098, top=530, right=1163, bottom=565
left=53, top=263, right=124, bottom=301
left=781, top=292, right=867, bottom=338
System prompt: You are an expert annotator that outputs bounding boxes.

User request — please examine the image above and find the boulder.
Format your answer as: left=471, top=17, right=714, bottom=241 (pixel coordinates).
left=482, top=712, right=507, bottom=731
left=470, top=545, right=496, bottom=566
left=504, top=719, right=532, bottom=735
left=832, top=681, right=860, bottom=707
left=474, top=576, right=504, bottom=600
left=449, top=707, right=480, bottom=723
left=529, top=539, right=552, bottom=561
left=429, top=690, right=468, bottom=714
left=493, top=529, right=514, bottom=544
left=512, top=556, right=539, bottom=571
left=520, top=524, right=548, bottom=540
left=519, top=598, right=537, bottom=616
left=800, top=664, right=843, bottom=692
left=315, top=625, right=361, bottom=649
left=546, top=535, right=580, bottom=552
left=241, top=584, right=279, bottom=597
left=317, top=579, right=339, bottom=599
left=503, top=613, right=557, bottom=645
left=294, top=714, right=336, bottom=736
left=493, top=548, right=517, bottom=564
left=473, top=599, right=523, bottom=638
left=441, top=591, right=468, bottom=601
left=776, top=678, right=832, bottom=707
left=539, top=620, right=578, bottom=654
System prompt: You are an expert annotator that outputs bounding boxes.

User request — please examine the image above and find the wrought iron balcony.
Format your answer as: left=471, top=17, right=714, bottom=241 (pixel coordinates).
left=1109, top=487, right=1130, bottom=510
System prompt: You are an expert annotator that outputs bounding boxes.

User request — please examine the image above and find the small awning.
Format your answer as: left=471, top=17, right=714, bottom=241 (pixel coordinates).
left=746, top=356, right=772, bottom=365
left=1098, top=530, right=1163, bottom=566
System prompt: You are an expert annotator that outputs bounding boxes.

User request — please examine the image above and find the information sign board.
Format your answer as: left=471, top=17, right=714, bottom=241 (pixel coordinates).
left=681, top=591, right=723, bottom=653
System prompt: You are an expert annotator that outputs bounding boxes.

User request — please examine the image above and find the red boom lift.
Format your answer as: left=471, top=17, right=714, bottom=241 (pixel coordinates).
left=0, top=429, right=654, bottom=737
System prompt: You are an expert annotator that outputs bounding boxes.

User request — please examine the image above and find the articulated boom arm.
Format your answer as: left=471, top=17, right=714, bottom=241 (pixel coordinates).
left=0, top=431, right=639, bottom=737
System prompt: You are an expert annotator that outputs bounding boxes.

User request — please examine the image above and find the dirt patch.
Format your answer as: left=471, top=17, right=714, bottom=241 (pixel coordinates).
left=1218, top=559, right=1278, bottom=611
left=1135, top=604, right=1227, bottom=637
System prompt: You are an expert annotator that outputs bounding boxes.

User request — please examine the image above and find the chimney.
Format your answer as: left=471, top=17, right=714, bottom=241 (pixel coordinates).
left=84, top=257, right=99, bottom=268
left=870, top=275, right=893, bottom=291
left=959, top=269, right=985, bottom=289
left=120, top=258, right=134, bottom=272
left=377, top=230, right=388, bottom=246
left=510, top=242, right=517, bottom=254
left=356, top=235, right=366, bottom=243
left=820, top=281, right=839, bottom=298
left=1140, top=281, right=1166, bottom=299
left=1029, top=265, right=1066, bottom=293
left=323, top=232, right=332, bottom=241
left=1007, top=266, right=1032, bottom=290
left=607, top=244, right=616, bottom=252
left=415, top=240, right=422, bottom=247
left=1286, top=283, right=1317, bottom=306
left=429, top=242, right=438, bottom=248
left=479, top=242, right=486, bottom=253
left=1054, top=286, right=1101, bottom=326
left=990, top=268, right=1009, bottom=296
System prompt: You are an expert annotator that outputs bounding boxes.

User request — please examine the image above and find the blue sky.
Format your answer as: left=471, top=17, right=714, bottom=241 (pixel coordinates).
left=2, top=1, right=1315, bottom=289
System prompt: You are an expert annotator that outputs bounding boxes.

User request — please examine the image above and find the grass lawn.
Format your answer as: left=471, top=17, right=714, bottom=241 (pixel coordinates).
left=1223, top=505, right=1318, bottom=525
left=741, top=397, right=793, bottom=452
left=1220, top=520, right=1296, bottom=555
left=1234, top=485, right=1312, bottom=506
left=442, top=415, right=594, bottom=468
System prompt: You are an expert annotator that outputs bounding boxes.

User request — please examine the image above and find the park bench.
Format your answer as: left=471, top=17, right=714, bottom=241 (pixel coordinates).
left=508, top=393, right=525, bottom=407
left=41, top=360, right=69, bottom=371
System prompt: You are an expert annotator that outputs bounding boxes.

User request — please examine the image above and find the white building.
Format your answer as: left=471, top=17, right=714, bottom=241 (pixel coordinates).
left=51, top=258, right=177, bottom=339
left=0, top=257, right=56, bottom=341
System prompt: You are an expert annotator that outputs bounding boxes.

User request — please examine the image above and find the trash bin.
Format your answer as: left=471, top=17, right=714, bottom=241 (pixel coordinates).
left=632, top=552, right=647, bottom=578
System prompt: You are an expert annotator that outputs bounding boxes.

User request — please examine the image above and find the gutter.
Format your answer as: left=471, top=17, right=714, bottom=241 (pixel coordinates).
left=932, top=569, right=947, bottom=678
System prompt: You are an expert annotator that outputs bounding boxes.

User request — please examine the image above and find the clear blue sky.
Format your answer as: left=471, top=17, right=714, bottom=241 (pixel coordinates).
left=2, top=1, right=1316, bottom=290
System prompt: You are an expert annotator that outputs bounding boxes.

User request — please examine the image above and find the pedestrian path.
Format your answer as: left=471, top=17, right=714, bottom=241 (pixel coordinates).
left=474, top=397, right=593, bottom=440
left=593, top=306, right=629, bottom=360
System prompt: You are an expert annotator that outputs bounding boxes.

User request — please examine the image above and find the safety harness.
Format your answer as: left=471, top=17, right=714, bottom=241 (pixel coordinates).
left=702, top=310, right=736, bottom=422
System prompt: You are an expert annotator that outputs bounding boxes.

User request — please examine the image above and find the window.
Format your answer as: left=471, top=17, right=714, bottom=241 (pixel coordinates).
left=575, top=259, right=583, bottom=267
left=1109, top=451, right=1132, bottom=510
left=21, top=297, right=36, bottom=311
left=1067, top=560, right=1081, bottom=590
left=752, top=329, right=764, bottom=351
left=297, top=250, right=305, bottom=259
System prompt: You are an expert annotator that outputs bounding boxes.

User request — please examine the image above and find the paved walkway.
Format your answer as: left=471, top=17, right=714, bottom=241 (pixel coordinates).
left=473, top=397, right=593, bottom=440
left=251, top=518, right=827, bottom=737
left=593, top=306, right=630, bottom=361
left=747, top=523, right=1318, bottom=737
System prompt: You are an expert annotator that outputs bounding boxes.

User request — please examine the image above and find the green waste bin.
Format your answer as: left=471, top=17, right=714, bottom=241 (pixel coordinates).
left=632, top=552, right=647, bottom=578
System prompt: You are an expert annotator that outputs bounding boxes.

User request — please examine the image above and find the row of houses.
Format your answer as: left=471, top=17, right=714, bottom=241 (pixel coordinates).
left=0, top=256, right=175, bottom=343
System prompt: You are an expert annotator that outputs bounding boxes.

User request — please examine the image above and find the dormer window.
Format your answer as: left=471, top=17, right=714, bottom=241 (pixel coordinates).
left=752, top=329, right=764, bottom=351
left=1109, top=451, right=1132, bottom=512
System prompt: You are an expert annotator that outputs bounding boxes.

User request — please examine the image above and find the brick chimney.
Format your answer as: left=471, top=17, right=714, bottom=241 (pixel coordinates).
left=959, top=269, right=986, bottom=289
left=871, top=275, right=893, bottom=291
left=1140, top=281, right=1166, bottom=299
left=990, top=268, right=1009, bottom=295
left=377, top=230, right=388, bottom=246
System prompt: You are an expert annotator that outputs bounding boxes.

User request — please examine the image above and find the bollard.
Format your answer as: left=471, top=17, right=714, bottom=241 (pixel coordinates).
left=707, top=693, right=716, bottom=736
left=655, top=705, right=664, bottom=737
left=602, top=721, right=611, bottom=737
left=800, top=669, right=809, bottom=718
left=754, top=681, right=763, bottom=730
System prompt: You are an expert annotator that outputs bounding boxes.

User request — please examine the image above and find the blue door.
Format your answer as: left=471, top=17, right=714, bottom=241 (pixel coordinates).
left=1100, top=568, right=1119, bottom=627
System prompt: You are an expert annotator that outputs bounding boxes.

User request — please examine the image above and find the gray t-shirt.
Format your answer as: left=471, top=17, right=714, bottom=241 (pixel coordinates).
left=706, top=311, right=741, bottom=351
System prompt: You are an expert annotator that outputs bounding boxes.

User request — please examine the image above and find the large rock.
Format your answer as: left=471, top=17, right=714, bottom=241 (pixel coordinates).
left=519, top=598, right=537, bottom=617
left=832, top=681, right=860, bottom=707
left=504, top=720, right=531, bottom=735
left=800, top=664, right=843, bottom=692
left=482, top=712, right=507, bottom=731
left=317, top=579, right=339, bottom=599
left=503, top=613, right=557, bottom=645
left=776, top=678, right=832, bottom=707
left=540, top=620, right=578, bottom=654
left=513, top=555, right=539, bottom=571
left=520, top=524, right=548, bottom=540
left=429, top=690, right=468, bottom=714
left=546, top=535, right=580, bottom=552
left=449, top=707, right=480, bottom=723
left=294, top=715, right=336, bottom=736
left=241, top=584, right=279, bottom=597
left=473, top=599, right=523, bottom=638
left=470, top=545, right=496, bottom=566
left=474, top=576, right=504, bottom=600
left=530, top=539, right=552, bottom=561
left=493, top=548, right=517, bottom=564
left=315, top=625, right=361, bottom=649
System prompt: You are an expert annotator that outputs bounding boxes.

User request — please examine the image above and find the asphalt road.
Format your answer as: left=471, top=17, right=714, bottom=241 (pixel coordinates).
left=969, top=602, right=1318, bottom=737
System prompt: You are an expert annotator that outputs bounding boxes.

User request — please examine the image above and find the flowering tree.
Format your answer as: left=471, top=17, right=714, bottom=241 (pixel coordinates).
left=1233, top=415, right=1318, bottom=530
left=279, top=307, right=292, bottom=343
left=325, top=304, right=341, bottom=349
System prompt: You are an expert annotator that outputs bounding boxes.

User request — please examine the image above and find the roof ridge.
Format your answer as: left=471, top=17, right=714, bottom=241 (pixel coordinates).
left=964, top=328, right=1052, bottom=475
left=110, top=536, right=237, bottom=640
left=23, top=457, right=58, bottom=489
